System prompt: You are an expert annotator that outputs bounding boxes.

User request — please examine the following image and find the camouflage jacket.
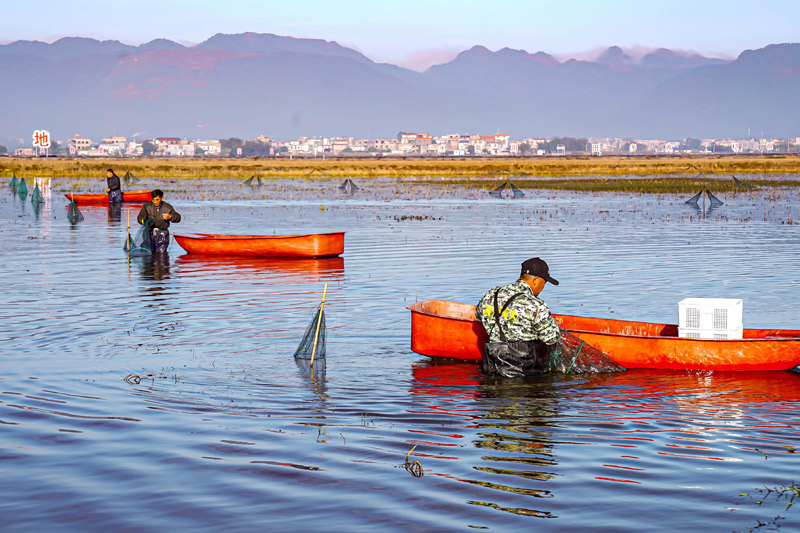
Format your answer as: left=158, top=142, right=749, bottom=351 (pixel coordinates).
left=476, top=279, right=560, bottom=345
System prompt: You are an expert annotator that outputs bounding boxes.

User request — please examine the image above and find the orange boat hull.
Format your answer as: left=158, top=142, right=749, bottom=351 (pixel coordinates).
left=173, top=232, right=345, bottom=258
left=407, top=300, right=800, bottom=371
left=65, top=190, right=152, bottom=204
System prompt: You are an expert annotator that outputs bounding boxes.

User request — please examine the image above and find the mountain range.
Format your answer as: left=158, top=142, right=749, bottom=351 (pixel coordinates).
left=1, top=32, right=798, bottom=146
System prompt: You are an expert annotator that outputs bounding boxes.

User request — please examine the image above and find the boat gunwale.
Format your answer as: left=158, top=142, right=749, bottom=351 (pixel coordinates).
left=407, top=300, right=800, bottom=343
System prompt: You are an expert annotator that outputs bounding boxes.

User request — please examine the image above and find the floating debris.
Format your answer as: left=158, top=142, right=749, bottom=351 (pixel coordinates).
left=404, top=445, right=424, bottom=477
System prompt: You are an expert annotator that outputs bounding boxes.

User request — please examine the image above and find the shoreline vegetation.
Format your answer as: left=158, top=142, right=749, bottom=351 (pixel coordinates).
left=3, top=155, right=800, bottom=193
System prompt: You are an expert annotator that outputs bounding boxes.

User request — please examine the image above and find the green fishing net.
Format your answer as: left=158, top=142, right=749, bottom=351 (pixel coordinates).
left=31, top=184, right=45, bottom=204
left=548, top=328, right=625, bottom=374
left=67, top=200, right=84, bottom=223
left=124, top=225, right=153, bottom=257
left=293, top=304, right=326, bottom=361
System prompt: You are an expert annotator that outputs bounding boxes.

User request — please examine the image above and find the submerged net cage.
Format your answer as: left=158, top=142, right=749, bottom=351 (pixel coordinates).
left=489, top=181, right=525, bottom=199
left=125, top=225, right=153, bottom=257
left=704, top=189, right=724, bottom=207
left=339, top=178, right=359, bottom=195
left=548, top=329, right=626, bottom=374
left=684, top=191, right=703, bottom=205
left=9, top=174, right=18, bottom=192
left=244, top=175, right=262, bottom=187
left=17, top=178, right=28, bottom=197
left=489, top=182, right=507, bottom=198
left=67, top=200, right=84, bottom=223
left=31, top=184, right=45, bottom=204
left=305, top=169, right=334, bottom=179
left=293, top=304, right=327, bottom=361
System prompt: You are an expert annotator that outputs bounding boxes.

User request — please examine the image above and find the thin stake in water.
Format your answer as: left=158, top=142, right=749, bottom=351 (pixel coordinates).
left=310, top=282, right=328, bottom=368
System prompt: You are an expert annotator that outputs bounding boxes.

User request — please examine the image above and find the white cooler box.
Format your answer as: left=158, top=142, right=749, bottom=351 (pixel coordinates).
left=678, top=298, right=743, bottom=340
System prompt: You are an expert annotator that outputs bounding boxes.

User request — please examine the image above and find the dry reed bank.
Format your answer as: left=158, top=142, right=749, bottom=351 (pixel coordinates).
left=3, top=155, right=800, bottom=193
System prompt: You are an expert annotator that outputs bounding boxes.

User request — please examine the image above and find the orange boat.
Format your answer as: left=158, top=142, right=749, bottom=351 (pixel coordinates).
left=64, top=190, right=152, bottom=204
left=173, top=232, right=345, bottom=258
left=407, top=300, right=800, bottom=371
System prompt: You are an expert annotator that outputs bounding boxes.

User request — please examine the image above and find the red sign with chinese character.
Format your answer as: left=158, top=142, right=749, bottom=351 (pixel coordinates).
left=33, top=130, right=51, bottom=149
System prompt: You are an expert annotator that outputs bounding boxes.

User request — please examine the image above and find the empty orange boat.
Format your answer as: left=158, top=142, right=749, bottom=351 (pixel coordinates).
left=407, top=299, right=800, bottom=371
left=64, top=190, right=152, bottom=204
left=173, top=232, right=345, bottom=258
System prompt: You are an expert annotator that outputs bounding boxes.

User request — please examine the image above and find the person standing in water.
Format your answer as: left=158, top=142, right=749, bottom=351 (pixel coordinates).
left=136, top=189, right=181, bottom=253
left=106, top=168, right=123, bottom=203
left=476, top=257, right=561, bottom=376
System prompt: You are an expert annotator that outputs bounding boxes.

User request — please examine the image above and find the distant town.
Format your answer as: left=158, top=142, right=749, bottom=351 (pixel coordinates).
left=6, top=132, right=800, bottom=158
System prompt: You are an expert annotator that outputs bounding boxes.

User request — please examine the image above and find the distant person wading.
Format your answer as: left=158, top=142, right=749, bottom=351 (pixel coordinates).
left=106, top=168, right=123, bottom=203
left=137, top=189, right=181, bottom=253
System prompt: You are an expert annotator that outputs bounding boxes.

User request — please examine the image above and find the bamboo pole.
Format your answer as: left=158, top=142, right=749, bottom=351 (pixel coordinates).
left=310, top=282, right=328, bottom=368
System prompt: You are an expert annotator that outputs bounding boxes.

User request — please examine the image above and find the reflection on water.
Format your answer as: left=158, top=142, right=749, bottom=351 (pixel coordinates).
left=137, top=252, right=172, bottom=283
left=107, top=202, right=122, bottom=222
left=174, top=254, right=345, bottom=284
left=1, top=179, right=799, bottom=531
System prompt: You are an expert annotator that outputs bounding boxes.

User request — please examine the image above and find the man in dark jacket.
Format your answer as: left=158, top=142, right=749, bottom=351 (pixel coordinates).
left=137, top=189, right=181, bottom=253
left=105, top=168, right=123, bottom=203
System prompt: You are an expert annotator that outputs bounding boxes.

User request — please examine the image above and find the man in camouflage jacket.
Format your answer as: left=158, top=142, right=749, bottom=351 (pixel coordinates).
left=476, top=258, right=560, bottom=375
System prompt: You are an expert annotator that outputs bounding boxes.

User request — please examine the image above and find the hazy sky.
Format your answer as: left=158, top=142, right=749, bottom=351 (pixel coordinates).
left=3, top=0, right=799, bottom=70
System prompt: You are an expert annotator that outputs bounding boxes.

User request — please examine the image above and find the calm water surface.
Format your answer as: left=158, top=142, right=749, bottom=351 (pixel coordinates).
left=2, top=176, right=800, bottom=532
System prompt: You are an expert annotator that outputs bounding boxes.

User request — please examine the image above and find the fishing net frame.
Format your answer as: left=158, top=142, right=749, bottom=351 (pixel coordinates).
left=293, top=305, right=327, bottom=361
left=67, top=200, right=84, bottom=223
left=489, top=180, right=525, bottom=199
left=125, top=225, right=153, bottom=256
left=704, top=189, right=724, bottom=207
left=489, top=182, right=507, bottom=198
left=339, top=178, right=359, bottom=194
left=293, top=283, right=329, bottom=365
left=31, top=184, right=45, bottom=204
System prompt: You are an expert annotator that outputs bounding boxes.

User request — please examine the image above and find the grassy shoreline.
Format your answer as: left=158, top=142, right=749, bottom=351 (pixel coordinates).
left=3, top=155, right=800, bottom=193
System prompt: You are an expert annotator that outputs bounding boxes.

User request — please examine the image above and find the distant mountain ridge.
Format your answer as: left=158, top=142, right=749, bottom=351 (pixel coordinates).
left=0, top=32, right=798, bottom=145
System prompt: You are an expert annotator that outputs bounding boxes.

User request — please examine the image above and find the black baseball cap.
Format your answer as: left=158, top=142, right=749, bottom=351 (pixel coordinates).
left=521, top=257, right=559, bottom=285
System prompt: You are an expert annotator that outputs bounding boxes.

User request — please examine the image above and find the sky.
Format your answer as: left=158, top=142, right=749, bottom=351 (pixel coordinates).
left=2, top=0, right=799, bottom=70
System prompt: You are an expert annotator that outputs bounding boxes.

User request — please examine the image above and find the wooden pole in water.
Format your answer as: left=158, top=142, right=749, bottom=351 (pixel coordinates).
left=310, top=282, right=328, bottom=368
left=126, top=210, right=131, bottom=251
